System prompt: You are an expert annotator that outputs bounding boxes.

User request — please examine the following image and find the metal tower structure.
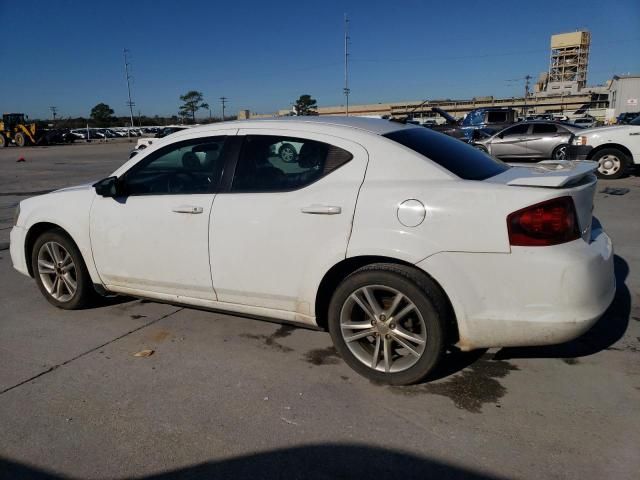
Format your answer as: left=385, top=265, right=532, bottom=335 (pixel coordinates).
left=547, top=31, right=590, bottom=91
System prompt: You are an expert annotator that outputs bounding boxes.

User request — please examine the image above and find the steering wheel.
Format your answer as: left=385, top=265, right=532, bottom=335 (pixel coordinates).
left=167, top=171, right=199, bottom=193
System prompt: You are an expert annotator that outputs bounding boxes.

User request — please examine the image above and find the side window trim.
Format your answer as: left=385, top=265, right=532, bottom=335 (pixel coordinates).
left=121, top=135, right=228, bottom=196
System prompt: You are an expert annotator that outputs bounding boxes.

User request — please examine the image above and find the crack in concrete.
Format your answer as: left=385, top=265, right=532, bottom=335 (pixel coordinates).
left=0, top=306, right=183, bottom=396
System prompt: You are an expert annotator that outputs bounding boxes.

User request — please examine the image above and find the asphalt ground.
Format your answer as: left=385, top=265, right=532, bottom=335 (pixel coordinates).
left=0, top=141, right=638, bottom=479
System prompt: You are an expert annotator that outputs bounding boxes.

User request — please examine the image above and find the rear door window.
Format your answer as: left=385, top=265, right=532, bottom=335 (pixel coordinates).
left=383, top=128, right=509, bottom=180
left=532, top=124, right=558, bottom=134
left=501, top=124, right=530, bottom=136
left=231, top=135, right=353, bottom=192
left=487, top=111, right=508, bottom=123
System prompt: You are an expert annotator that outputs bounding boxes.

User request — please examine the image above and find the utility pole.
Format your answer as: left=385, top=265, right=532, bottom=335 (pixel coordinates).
left=49, top=106, right=58, bottom=125
left=123, top=49, right=136, bottom=132
left=343, top=13, right=351, bottom=116
left=220, top=97, right=227, bottom=121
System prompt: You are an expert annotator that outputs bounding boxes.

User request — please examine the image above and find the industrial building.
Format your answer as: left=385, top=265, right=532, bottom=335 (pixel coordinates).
left=240, top=30, right=639, bottom=124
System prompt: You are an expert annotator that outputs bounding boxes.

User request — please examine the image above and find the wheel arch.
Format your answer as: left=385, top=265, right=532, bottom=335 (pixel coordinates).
left=314, top=255, right=459, bottom=342
left=24, top=222, right=77, bottom=277
left=586, top=143, right=633, bottom=161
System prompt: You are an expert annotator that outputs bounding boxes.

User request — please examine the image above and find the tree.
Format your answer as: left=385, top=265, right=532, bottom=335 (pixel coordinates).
left=90, top=103, right=115, bottom=126
left=179, top=90, right=209, bottom=124
left=293, top=94, right=318, bottom=116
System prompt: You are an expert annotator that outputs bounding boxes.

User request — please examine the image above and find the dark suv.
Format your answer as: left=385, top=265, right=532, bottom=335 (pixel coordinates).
left=431, top=107, right=517, bottom=141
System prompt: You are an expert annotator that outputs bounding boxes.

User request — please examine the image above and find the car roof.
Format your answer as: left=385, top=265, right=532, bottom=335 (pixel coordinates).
left=182, top=116, right=412, bottom=136
left=515, top=120, right=577, bottom=127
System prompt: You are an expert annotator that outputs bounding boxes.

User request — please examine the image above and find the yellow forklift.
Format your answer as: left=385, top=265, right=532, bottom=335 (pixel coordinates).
left=0, top=113, right=44, bottom=147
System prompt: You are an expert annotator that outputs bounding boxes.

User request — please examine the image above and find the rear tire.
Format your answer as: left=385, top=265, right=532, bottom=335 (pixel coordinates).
left=14, top=132, right=28, bottom=147
left=31, top=229, right=97, bottom=309
left=328, top=263, right=448, bottom=385
left=0, top=134, right=6, bottom=147
left=593, top=148, right=629, bottom=179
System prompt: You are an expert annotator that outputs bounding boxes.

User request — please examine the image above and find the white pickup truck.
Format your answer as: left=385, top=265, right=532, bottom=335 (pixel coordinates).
left=568, top=115, right=640, bottom=178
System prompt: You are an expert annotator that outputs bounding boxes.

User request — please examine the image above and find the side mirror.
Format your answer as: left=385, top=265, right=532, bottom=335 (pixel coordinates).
left=93, top=176, right=121, bottom=197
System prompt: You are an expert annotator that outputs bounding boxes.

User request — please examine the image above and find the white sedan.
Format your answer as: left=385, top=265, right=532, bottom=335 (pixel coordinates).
left=10, top=117, right=615, bottom=385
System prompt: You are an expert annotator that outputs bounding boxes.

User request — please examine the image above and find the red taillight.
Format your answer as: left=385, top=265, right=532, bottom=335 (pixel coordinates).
left=507, top=196, right=580, bottom=246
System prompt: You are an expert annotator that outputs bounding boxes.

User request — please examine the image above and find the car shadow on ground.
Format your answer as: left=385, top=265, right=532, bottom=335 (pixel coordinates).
left=0, top=444, right=502, bottom=480
left=493, top=253, right=631, bottom=361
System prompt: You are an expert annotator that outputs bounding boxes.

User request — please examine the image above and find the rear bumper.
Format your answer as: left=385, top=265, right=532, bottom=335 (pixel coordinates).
left=567, top=145, right=593, bottom=160
left=417, top=226, right=615, bottom=350
left=10, top=225, right=30, bottom=277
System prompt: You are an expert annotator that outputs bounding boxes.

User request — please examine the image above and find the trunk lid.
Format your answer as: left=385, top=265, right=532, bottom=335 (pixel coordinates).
left=488, top=160, right=598, bottom=241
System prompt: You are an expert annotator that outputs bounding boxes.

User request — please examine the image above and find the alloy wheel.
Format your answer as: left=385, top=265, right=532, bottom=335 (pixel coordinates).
left=37, top=241, right=77, bottom=302
left=280, top=145, right=296, bottom=162
left=339, top=285, right=427, bottom=373
left=554, top=145, right=567, bottom=160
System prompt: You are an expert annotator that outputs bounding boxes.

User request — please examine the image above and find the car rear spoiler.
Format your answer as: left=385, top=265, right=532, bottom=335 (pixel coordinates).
left=489, top=160, right=598, bottom=188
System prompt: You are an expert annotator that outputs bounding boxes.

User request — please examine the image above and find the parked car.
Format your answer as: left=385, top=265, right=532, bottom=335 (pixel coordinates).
left=431, top=107, right=517, bottom=140
left=616, top=112, right=639, bottom=125
left=472, top=121, right=582, bottom=160
left=70, top=129, right=86, bottom=140
left=525, top=114, right=555, bottom=122
left=568, top=114, right=640, bottom=178
left=71, top=129, right=103, bottom=140
left=10, top=117, right=615, bottom=385
left=155, top=126, right=188, bottom=138
left=572, top=117, right=597, bottom=129
left=131, top=126, right=192, bottom=158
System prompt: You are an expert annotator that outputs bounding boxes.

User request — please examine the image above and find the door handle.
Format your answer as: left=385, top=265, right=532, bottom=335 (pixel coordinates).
left=301, top=204, right=342, bottom=215
left=172, top=205, right=204, bottom=214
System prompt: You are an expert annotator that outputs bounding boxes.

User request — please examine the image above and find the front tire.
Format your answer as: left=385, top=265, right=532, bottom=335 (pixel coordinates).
left=31, top=229, right=96, bottom=309
left=593, top=148, right=629, bottom=179
left=552, top=144, right=568, bottom=160
left=278, top=143, right=298, bottom=163
left=0, top=134, right=7, bottom=147
left=14, top=132, right=29, bottom=147
left=328, top=264, right=448, bottom=385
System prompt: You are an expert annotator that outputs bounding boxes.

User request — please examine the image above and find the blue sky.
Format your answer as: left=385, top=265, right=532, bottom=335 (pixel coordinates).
left=1, top=0, right=638, bottom=119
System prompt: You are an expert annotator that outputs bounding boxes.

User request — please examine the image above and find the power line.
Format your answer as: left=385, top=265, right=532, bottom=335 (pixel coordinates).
left=123, top=48, right=136, bottom=130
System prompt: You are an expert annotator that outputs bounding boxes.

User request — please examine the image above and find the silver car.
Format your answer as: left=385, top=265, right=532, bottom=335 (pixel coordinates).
left=472, top=121, right=582, bottom=160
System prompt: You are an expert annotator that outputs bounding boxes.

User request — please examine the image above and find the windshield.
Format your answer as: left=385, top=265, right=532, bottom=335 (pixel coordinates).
left=384, top=128, right=510, bottom=180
